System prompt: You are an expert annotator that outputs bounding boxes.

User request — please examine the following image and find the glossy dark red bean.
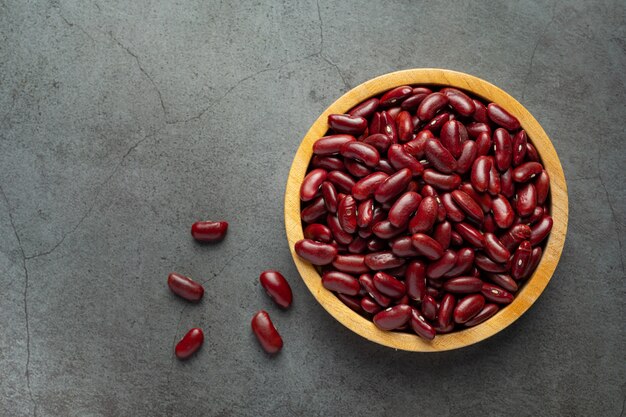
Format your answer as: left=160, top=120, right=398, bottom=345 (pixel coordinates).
left=359, top=274, right=391, bottom=307
left=337, top=195, right=357, bottom=234
left=527, top=206, right=545, bottom=226
left=483, top=233, right=511, bottom=263
left=404, top=130, right=434, bottom=158
left=491, top=195, right=515, bottom=229
left=530, top=215, right=553, bottom=246
left=168, top=272, right=204, bottom=302
left=422, top=169, right=461, bottom=191
left=421, top=294, right=438, bottom=321
left=320, top=181, right=339, bottom=214
left=423, top=111, right=451, bottom=134
left=471, top=156, right=491, bottom=193
left=364, top=251, right=405, bottom=270
left=424, top=139, right=457, bottom=174
left=374, top=168, right=412, bottom=203
left=486, top=273, right=518, bottom=293
left=327, top=170, right=356, bottom=194
left=322, top=271, right=361, bottom=296
left=417, top=92, right=449, bottom=121
left=344, top=159, right=372, bottom=178
left=411, top=233, right=444, bottom=260
left=337, top=293, right=363, bottom=313
left=369, top=112, right=381, bottom=135
left=526, top=142, right=540, bottom=162
left=366, top=236, right=386, bottom=252
left=251, top=311, right=283, bottom=354
left=390, top=236, right=419, bottom=257
left=442, top=247, right=474, bottom=278
left=360, top=296, right=382, bottom=314
left=300, top=168, right=327, bottom=201
left=436, top=293, right=456, bottom=329
left=352, top=172, right=389, bottom=200
left=401, top=93, right=428, bottom=111
left=475, top=131, right=492, bottom=157
left=387, top=144, right=424, bottom=177
left=294, top=239, right=337, bottom=265
left=472, top=99, right=488, bottom=123
left=313, top=134, right=355, bottom=155
left=464, top=303, right=499, bottom=327
left=493, top=128, right=513, bottom=172
left=373, top=272, right=406, bottom=298
left=379, top=111, right=398, bottom=142
left=481, top=283, right=514, bottom=304
left=466, top=122, right=491, bottom=139
left=363, top=133, right=392, bottom=153
left=388, top=191, right=421, bottom=227
left=356, top=198, right=373, bottom=228
left=379, top=85, right=413, bottom=107
left=487, top=103, right=520, bottom=130
left=301, top=196, right=327, bottom=223
left=455, top=140, right=477, bottom=175
left=259, top=270, right=292, bottom=309
left=348, top=97, right=380, bottom=119
left=510, top=240, right=532, bottom=280
left=483, top=213, right=497, bottom=233
left=454, top=222, right=485, bottom=248
left=474, top=254, right=507, bottom=273
left=375, top=159, right=394, bottom=175
left=488, top=160, right=501, bottom=195
left=426, top=249, right=457, bottom=278
left=512, top=162, right=543, bottom=183
left=395, top=111, right=414, bottom=143
left=421, top=185, right=447, bottom=222
left=371, top=220, right=404, bottom=240
left=340, top=141, right=380, bottom=168
left=439, top=120, right=463, bottom=158
left=516, top=183, right=537, bottom=217
left=433, top=221, right=452, bottom=250
left=499, top=224, right=532, bottom=252
left=311, top=155, right=346, bottom=172
left=535, top=170, right=550, bottom=205
left=328, top=114, right=368, bottom=135
left=410, top=308, right=436, bottom=340
left=412, top=87, right=432, bottom=95
left=453, top=294, right=485, bottom=324
left=451, top=190, right=484, bottom=223
left=175, top=328, right=204, bottom=359
left=443, top=276, right=483, bottom=293
left=459, top=183, right=491, bottom=213
left=441, top=87, right=476, bottom=117
left=409, top=196, right=438, bottom=233
left=522, top=247, right=542, bottom=279
left=373, top=304, right=412, bottom=330
left=332, top=254, right=369, bottom=274
left=512, top=130, right=528, bottom=166
left=405, top=261, right=426, bottom=301
left=500, top=168, right=515, bottom=198
left=191, top=221, right=228, bottom=242
left=450, top=231, right=464, bottom=247
left=348, top=236, right=368, bottom=254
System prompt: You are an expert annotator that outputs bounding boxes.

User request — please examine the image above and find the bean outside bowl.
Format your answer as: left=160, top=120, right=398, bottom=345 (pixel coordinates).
left=284, top=69, right=568, bottom=352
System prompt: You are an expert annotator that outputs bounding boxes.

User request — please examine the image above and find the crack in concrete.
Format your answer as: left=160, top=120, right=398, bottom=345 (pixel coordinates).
left=315, top=0, right=350, bottom=90
left=54, top=5, right=96, bottom=44
left=0, top=186, right=37, bottom=417
left=521, top=1, right=557, bottom=101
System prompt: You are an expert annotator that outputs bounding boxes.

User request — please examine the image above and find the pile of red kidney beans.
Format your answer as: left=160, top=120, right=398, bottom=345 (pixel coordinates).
left=295, top=85, right=553, bottom=340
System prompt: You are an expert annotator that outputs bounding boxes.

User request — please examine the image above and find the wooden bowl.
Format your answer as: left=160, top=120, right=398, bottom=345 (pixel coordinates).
left=284, top=69, right=568, bottom=351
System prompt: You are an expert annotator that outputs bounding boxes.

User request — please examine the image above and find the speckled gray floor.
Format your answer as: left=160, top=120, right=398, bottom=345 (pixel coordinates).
left=0, top=0, right=624, bottom=416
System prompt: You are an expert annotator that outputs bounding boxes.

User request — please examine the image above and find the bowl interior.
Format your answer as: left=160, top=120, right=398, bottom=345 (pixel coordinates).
left=285, top=69, right=568, bottom=351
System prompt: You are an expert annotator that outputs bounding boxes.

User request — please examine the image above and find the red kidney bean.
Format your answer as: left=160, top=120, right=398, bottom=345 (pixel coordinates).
left=374, top=168, right=412, bottom=203
left=168, top=272, right=204, bottom=302
left=453, top=294, right=485, bottom=324
left=320, top=181, right=339, bottom=214
left=380, top=85, right=413, bottom=107
left=474, top=253, right=507, bottom=273
left=337, top=195, right=357, bottom=234
left=303, top=223, right=333, bottom=243
left=348, top=97, right=380, bottom=119
left=348, top=236, right=368, bottom=253
left=328, top=114, right=367, bottom=135
left=405, top=261, right=426, bottom=301
left=443, top=276, right=483, bottom=293
left=364, top=251, right=405, bottom=270
left=426, top=249, right=458, bottom=278
left=441, top=87, right=475, bottom=117
left=439, top=120, right=464, bottom=158
left=353, top=172, right=389, bottom=200
left=359, top=274, right=391, bottom=307
left=433, top=221, right=452, bottom=250
left=423, top=111, right=451, bottom=134
left=472, top=99, right=488, bottom=123
left=516, top=183, right=537, bottom=217
left=259, top=270, right=293, bottom=309
left=340, top=141, right=380, bottom=168
left=436, top=293, right=456, bottom=329
left=486, top=273, right=518, bottom=293
left=373, top=304, right=412, bottom=330
left=442, top=247, right=474, bottom=278
left=471, top=156, right=491, bottom=193
left=493, top=128, right=513, bottom=172
left=466, top=122, right=491, bottom=139
left=410, top=86, right=431, bottom=95
left=459, top=184, right=490, bottom=214
left=526, top=206, right=545, bottom=226
left=344, top=159, right=372, bottom=178
left=465, top=303, right=499, bottom=327
left=387, top=108, right=402, bottom=122
left=295, top=239, right=337, bottom=265
left=373, top=272, right=406, bottom=298
left=483, top=233, right=511, bottom=263
left=475, top=131, right=492, bottom=157
left=410, top=308, right=436, bottom=340
left=455, top=140, right=478, bottom=175
left=395, top=111, right=414, bottom=143
left=488, top=160, right=501, bottom=195
left=500, top=168, right=515, bottom=198
left=421, top=185, right=447, bottom=222
left=357, top=198, right=374, bottom=228
left=332, top=254, right=369, bottom=274
left=487, top=103, right=520, bottom=130
left=311, top=155, right=346, bottom=172
left=376, top=159, right=395, bottom=175
left=512, top=130, right=528, bottom=166
left=369, top=112, right=381, bottom=134
left=326, top=214, right=353, bottom=245
left=251, top=311, right=283, bottom=354
left=380, top=111, right=398, bottom=142
left=512, top=162, right=543, bottom=183
left=388, top=191, right=421, bottom=227
left=327, top=170, right=356, bottom=193
left=510, top=240, right=532, bottom=280
left=411, top=233, right=444, bottom=260
left=481, top=283, right=514, bottom=304
left=491, top=195, right=515, bottom=229
left=408, top=196, right=438, bottom=233
left=423, top=169, right=462, bottom=191
left=530, top=215, right=553, bottom=246
left=401, top=93, right=428, bottom=111
left=451, top=190, right=484, bottom=223
left=362, top=133, right=392, bottom=153
left=387, top=144, right=424, bottom=176
left=424, top=139, right=457, bottom=174
left=483, top=213, right=497, bottom=233
left=526, top=142, right=539, bottom=162
left=450, top=231, right=463, bottom=247
left=535, top=170, right=550, bottom=205
left=360, top=296, right=381, bottom=314
left=301, top=196, right=327, bottom=223
left=175, top=328, right=204, bottom=359
left=300, top=168, right=327, bottom=201
left=191, top=221, right=228, bottom=242
left=417, top=92, right=449, bottom=121
left=337, top=293, right=363, bottom=313
left=390, top=236, right=419, bottom=257
left=313, top=134, right=355, bottom=155
left=421, top=294, right=438, bottom=321
left=371, top=220, right=403, bottom=240
left=322, top=270, right=361, bottom=295
left=367, top=237, right=386, bottom=252
left=499, top=223, right=532, bottom=252
left=454, top=222, right=485, bottom=248
left=439, top=192, right=464, bottom=223
left=404, top=130, right=434, bottom=158
left=522, top=247, right=542, bottom=279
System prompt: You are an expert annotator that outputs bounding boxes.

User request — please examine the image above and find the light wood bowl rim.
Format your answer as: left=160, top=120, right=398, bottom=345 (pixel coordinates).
left=284, top=68, right=568, bottom=352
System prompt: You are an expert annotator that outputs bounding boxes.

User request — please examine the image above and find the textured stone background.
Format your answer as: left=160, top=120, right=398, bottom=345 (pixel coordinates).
left=1, top=0, right=624, bottom=416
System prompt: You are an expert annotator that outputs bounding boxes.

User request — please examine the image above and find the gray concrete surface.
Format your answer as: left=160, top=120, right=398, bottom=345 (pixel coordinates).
left=1, top=0, right=624, bottom=416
